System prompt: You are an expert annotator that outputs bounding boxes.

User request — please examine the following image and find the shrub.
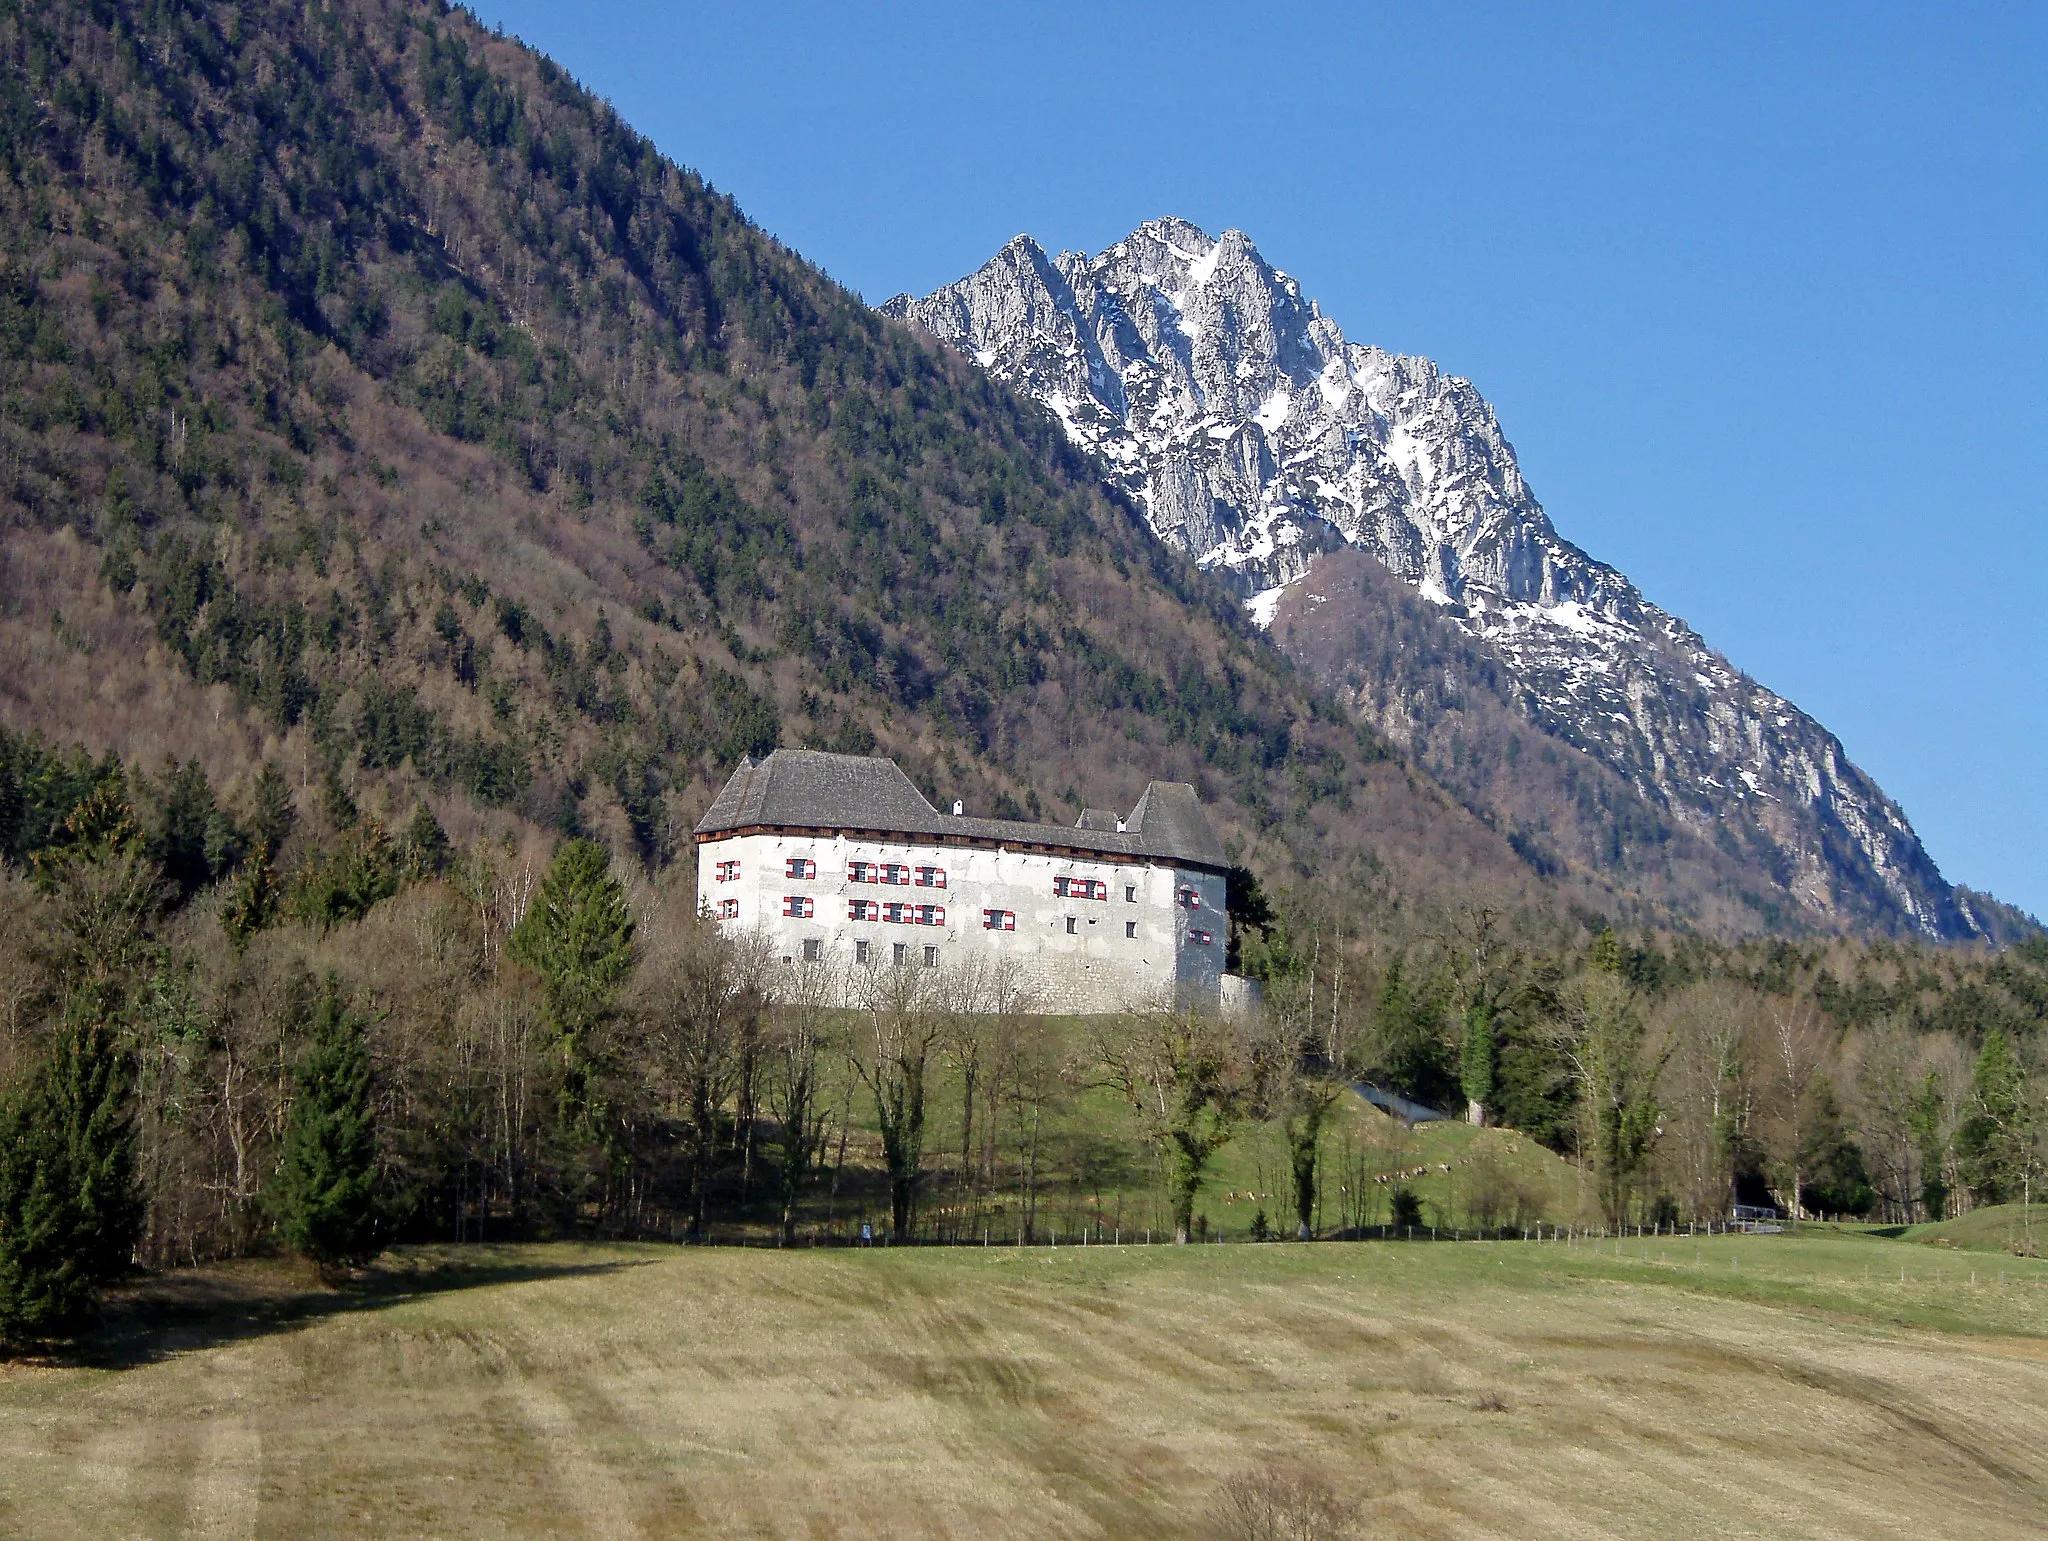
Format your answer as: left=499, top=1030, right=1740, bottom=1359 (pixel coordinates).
left=1389, top=1186, right=1423, bottom=1230
left=1213, top=1465, right=1351, bottom=1541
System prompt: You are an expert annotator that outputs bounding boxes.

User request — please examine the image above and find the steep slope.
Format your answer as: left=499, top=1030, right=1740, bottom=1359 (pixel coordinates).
left=885, top=220, right=1975, bottom=940
left=0, top=0, right=1570, bottom=925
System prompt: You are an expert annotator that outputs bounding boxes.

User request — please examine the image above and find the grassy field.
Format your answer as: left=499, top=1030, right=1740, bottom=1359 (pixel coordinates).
left=1896, top=1202, right=2048, bottom=1258
left=782, top=1024, right=1587, bottom=1246
left=3, top=1228, right=2046, bottom=1538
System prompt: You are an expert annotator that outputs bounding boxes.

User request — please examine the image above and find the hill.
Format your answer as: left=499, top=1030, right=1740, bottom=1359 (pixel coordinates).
left=5, top=1233, right=2045, bottom=1537
left=0, top=0, right=1585, bottom=925
left=1904, top=1203, right=2046, bottom=1257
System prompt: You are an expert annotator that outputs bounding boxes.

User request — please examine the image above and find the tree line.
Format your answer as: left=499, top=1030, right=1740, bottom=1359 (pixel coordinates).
left=1, top=730, right=2044, bottom=1348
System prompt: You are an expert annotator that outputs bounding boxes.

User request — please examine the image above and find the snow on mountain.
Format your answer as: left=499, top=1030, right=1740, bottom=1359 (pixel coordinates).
left=883, top=218, right=1974, bottom=938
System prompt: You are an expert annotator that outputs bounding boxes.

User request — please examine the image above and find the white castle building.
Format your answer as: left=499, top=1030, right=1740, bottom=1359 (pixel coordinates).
left=694, top=750, right=1244, bottom=1013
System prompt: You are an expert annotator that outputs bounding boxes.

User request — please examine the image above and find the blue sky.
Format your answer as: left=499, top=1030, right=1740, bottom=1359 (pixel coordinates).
left=471, top=2, right=2047, bottom=922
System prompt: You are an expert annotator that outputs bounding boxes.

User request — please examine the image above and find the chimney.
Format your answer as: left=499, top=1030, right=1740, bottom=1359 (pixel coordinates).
left=952, top=799, right=964, bottom=816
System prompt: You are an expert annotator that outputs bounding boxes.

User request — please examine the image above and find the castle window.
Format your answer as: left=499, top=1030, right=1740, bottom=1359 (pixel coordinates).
left=856, top=940, right=870, bottom=964
left=915, top=904, right=945, bottom=927
left=716, top=898, right=739, bottom=920
left=981, top=909, right=1016, bottom=931
left=882, top=862, right=910, bottom=885
left=923, top=946, right=939, bottom=968
left=1065, top=916, right=1077, bottom=935
left=1190, top=929, right=1213, bottom=946
left=714, top=859, right=740, bottom=883
left=1126, top=921, right=1137, bottom=939
left=914, top=865, right=947, bottom=888
left=785, top=857, right=817, bottom=880
left=1054, top=876, right=1108, bottom=900
left=782, top=895, right=814, bottom=919
left=802, top=939, right=822, bottom=962
left=849, top=860, right=876, bottom=883
left=882, top=901, right=909, bottom=924
left=1125, top=884, right=1137, bottom=903
left=849, top=898, right=879, bottom=922
left=893, top=942, right=907, bottom=967
left=1177, top=887, right=1201, bottom=909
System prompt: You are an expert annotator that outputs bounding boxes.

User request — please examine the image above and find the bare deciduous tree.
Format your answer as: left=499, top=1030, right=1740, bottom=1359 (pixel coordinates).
left=1762, top=997, right=1830, bottom=1224
left=1251, top=971, right=1350, bottom=1239
left=1848, top=1014, right=1924, bottom=1223
left=1094, top=1006, right=1248, bottom=1243
left=847, top=957, right=947, bottom=1240
left=1553, top=967, right=1665, bottom=1228
left=1650, top=980, right=1763, bottom=1221
left=630, top=909, right=768, bottom=1237
left=764, top=954, right=837, bottom=1244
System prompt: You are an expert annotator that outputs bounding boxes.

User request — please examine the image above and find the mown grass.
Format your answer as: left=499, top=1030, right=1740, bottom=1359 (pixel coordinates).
left=3, top=1227, right=2045, bottom=1538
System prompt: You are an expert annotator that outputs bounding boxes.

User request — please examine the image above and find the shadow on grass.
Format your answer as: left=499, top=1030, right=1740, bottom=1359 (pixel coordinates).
left=50, top=1246, right=657, bottom=1373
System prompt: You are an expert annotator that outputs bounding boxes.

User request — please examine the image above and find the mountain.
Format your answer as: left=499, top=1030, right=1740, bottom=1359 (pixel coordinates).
left=0, top=0, right=1584, bottom=929
left=884, top=219, right=1982, bottom=940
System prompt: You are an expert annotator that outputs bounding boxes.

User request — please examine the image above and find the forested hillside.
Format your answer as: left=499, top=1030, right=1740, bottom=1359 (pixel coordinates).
left=0, top=0, right=1559, bottom=918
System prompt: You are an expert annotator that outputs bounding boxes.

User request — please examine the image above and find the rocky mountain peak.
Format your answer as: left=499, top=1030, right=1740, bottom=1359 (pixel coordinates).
left=886, top=218, right=1978, bottom=940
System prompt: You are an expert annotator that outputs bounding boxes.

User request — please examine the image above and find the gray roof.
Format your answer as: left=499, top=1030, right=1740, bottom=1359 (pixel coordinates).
left=695, top=750, right=1229, bottom=871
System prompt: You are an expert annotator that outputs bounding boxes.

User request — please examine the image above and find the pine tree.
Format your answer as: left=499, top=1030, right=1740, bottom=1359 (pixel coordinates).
left=1958, top=1027, right=2034, bottom=1208
left=0, top=1084, right=88, bottom=1345
left=46, top=986, right=143, bottom=1290
left=0, top=989, right=139, bottom=1346
left=248, top=761, right=298, bottom=859
left=400, top=804, right=450, bottom=879
left=272, top=980, right=382, bottom=1274
left=220, top=850, right=279, bottom=946
left=511, top=840, right=634, bottom=1127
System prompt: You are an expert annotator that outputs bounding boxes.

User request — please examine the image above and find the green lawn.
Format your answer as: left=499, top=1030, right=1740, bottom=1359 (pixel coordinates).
left=802, top=1017, right=1587, bottom=1246
left=4, top=1227, right=2045, bottom=1537
left=1892, top=1202, right=2048, bottom=1258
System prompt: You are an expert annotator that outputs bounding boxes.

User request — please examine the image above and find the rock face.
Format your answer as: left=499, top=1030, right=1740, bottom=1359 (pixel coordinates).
left=883, top=219, right=1975, bottom=939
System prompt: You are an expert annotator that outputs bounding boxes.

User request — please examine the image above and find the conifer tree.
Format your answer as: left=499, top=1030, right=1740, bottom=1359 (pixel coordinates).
left=272, top=980, right=382, bottom=1274
left=47, top=986, right=143, bottom=1290
left=511, top=840, right=634, bottom=1126
left=400, top=804, right=451, bottom=879
left=248, top=761, right=298, bottom=859
left=0, top=989, right=140, bottom=1345
left=220, top=850, right=279, bottom=946
left=0, top=1083, right=87, bottom=1345
left=1958, top=1027, right=2035, bottom=1208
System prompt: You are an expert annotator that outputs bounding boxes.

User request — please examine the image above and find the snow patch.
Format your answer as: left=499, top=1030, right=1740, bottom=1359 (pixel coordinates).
left=1247, top=580, right=1296, bottom=630
left=1253, top=387, right=1290, bottom=433
left=1540, top=600, right=1605, bottom=636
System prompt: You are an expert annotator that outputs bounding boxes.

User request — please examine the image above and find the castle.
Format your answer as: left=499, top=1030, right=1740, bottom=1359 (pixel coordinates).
left=694, top=751, right=1244, bottom=1013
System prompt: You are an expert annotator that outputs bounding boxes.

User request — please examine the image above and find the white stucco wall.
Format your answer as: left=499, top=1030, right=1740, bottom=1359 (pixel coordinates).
left=697, top=831, right=1226, bottom=1014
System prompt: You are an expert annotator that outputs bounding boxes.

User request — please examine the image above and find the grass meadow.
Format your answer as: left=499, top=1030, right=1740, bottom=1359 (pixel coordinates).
left=2, top=1226, right=2045, bottom=1538
left=711, top=1041, right=1589, bottom=1250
